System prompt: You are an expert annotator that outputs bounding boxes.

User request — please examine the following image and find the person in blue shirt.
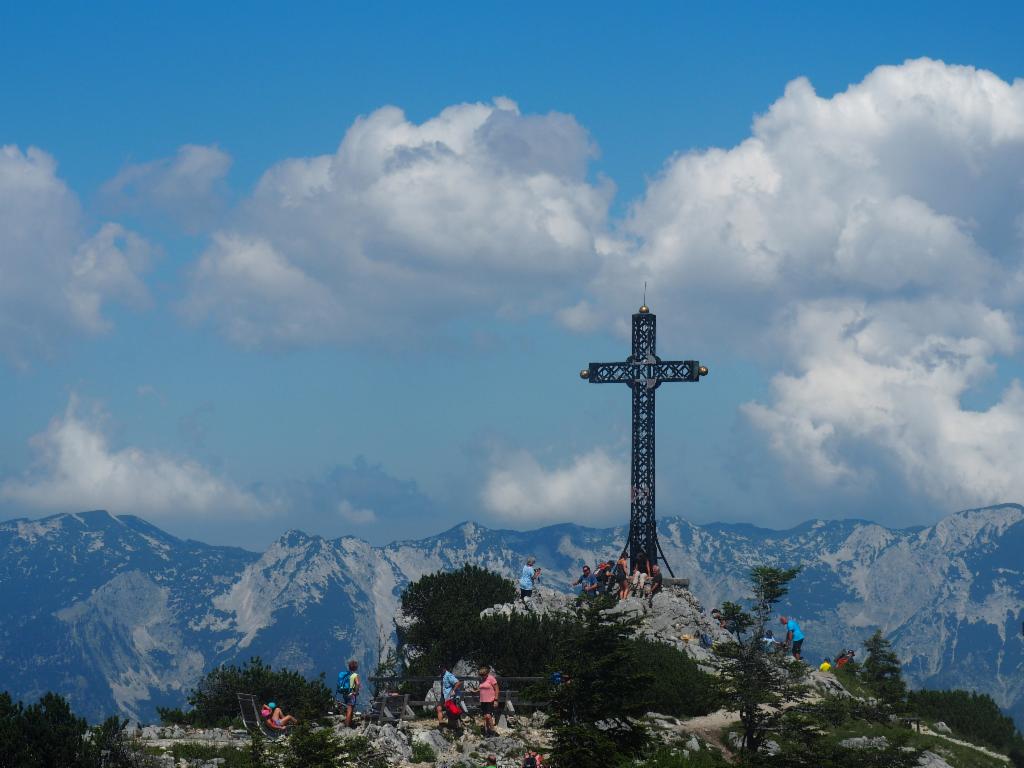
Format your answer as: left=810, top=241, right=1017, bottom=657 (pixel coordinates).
left=519, top=557, right=540, bottom=600
left=569, top=565, right=599, bottom=596
left=779, top=615, right=805, bottom=660
left=436, top=663, right=463, bottom=727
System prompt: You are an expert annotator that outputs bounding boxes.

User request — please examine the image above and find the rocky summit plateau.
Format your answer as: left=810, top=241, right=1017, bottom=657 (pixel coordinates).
left=1, top=504, right=1022, bottom=727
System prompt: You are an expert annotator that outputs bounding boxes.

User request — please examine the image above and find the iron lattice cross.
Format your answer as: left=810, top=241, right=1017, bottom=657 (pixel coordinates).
left=580, top=305, right=707, bottom=577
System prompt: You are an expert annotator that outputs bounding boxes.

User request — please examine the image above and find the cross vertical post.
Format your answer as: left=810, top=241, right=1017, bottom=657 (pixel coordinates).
left=580, top=305, right=707, bottom=576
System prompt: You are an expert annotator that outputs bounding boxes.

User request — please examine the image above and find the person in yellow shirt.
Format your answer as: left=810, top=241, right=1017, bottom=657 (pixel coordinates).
left=819, top=658, right=832, bottom=673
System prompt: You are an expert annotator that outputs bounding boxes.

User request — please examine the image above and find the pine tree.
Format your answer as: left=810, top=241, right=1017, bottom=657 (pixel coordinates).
left=862, top=629, right=906, bottom=708
left=547, top=596, right=652, bottom=767
left=713, top=566, right=807, bottom=756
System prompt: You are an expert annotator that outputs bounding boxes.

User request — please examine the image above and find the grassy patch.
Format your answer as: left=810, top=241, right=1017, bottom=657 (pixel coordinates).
left=823, top=720, right=1008, bottom=768
left=832, top=665, right=874, bottom=699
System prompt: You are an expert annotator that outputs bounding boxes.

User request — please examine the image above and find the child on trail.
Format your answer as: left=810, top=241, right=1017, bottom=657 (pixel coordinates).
left=436, top=663, right=463, bottom=729
left=519, top=557, right=540, bottom=601
left=262, top=701, right=297, bottom=730
left=819, top=657, right=832, bottom=672
left=477, top=665, right=500, bottom=737
left=779, top=615, right=805, bottom=661
left=338, top=659, right=361, bottom=728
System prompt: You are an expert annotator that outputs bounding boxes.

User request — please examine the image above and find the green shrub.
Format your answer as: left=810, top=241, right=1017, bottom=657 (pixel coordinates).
left=641, top=746, right=730, bottom=767
left=275, top=723, right=343, bottom=768
left=629, top=637, right=718, bottom=718
left=410, top=740, right=437, bottom=763
left=184, top=657, right=333, bottom=727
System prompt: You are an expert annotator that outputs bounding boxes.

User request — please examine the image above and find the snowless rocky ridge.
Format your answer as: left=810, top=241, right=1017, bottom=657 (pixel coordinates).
left=131, top=585, right=977, bottom=767
left=0, top=504, right=1021, bottom=728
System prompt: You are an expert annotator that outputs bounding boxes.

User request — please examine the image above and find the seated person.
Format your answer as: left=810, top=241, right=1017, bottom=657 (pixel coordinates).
left=644, top=563, right=664, bottom=600
left=835, top=649, right=855, bottom=668
left=261, top=701, right=297, bottom=730
left=711, top=608, right=726, bottom=628
left=819, top=657, right=832, bottom=672
left=630, top=563, right=648, bottom=593
left=762, top=629, right=778, bottom=652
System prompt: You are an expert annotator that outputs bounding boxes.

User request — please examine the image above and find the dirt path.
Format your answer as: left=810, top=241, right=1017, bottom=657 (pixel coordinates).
left=917, top=725, right=1011, bottom=763
left=677, top=709, right=741, bottom=759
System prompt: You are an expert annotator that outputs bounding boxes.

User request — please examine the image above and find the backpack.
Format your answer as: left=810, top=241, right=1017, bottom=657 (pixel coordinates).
left=337, top=671, right=354, bottom=693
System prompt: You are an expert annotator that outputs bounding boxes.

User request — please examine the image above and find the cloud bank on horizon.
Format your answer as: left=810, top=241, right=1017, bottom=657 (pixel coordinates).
left=3, top=59, right=1024, bottom=533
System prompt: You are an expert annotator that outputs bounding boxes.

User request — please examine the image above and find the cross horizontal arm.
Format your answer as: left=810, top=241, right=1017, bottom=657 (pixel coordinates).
left=582, top=360, right=707, bottom=384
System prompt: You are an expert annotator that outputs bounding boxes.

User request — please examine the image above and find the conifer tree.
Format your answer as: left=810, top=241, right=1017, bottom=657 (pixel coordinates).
left=547, top=596, right=652, bottom=767
left=713, top=566, right=806, bottom=756
left=862, top=629, right=906, bottom=708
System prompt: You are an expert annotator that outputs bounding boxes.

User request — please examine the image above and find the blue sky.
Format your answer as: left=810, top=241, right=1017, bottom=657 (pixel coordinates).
left=2, top=2, right=1023, bottom=548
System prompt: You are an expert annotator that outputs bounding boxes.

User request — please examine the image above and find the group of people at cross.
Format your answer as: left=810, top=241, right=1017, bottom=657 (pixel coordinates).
left=518, top=553, right=664, bottom=604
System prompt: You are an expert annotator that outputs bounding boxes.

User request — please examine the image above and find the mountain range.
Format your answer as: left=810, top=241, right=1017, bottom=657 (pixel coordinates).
left=1, top=505, right=1021, bottom=728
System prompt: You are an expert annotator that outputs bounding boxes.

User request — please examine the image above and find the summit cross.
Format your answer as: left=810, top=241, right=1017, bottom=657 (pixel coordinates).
left=580, top=305, right=708, bottom=577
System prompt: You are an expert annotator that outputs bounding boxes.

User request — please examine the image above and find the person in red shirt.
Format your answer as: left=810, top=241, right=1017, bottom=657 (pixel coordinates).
left=477, top=665, right=500, bottom=737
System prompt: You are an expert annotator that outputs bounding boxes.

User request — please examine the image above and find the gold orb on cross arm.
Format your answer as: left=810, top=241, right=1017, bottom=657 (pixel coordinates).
left=698, top=365, right=709, bottom=377
left=580, top=369, right=590, bottom=379
left=639, top=305, right=650, bottom=313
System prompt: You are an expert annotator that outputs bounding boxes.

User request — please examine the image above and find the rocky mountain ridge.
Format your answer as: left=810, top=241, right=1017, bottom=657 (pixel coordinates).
left=1, top=505, right=1021, bottom=727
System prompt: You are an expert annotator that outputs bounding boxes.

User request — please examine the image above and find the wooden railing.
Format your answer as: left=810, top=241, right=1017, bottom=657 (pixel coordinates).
left=365, top=676, right=549, bottom=725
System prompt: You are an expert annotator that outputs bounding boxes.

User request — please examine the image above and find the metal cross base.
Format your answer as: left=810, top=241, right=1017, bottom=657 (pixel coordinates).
left=580, top=305, right=707, bottom=577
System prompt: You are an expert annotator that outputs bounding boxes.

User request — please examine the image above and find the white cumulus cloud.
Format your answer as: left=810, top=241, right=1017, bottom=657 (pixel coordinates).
left=100, top=144, right=232, bottom=232
left=1, top=398, right=263, bottom=519
left=0, top=146, right=152, bottom=364
left=181, top=98, right=612, bottom=347
left=577, top=59, right=1024, bottom=510
left=481, top=448, right=628, bottom=525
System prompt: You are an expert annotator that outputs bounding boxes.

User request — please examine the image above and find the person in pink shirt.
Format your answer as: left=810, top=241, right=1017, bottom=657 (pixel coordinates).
left=477, top=665, right=500, bottom=737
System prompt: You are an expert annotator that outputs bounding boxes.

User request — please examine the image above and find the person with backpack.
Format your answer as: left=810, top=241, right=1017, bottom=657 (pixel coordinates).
left=522, top=750, right=544, bottom=767
left=337, top=659, right=360, bottom=728
left=436, top=663, right=463, bottom=729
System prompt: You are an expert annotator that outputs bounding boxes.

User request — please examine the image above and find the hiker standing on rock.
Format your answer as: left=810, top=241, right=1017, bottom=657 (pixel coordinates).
left=519, top=557, right=540, bottom=601
left=477, top=665, right=499, bottom=737
left=779, top=615, right=805, bottom=661
left=338, top=659, right=360, bottom=728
